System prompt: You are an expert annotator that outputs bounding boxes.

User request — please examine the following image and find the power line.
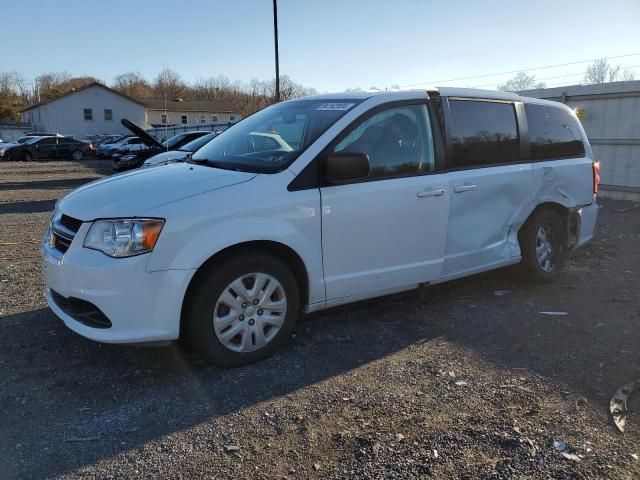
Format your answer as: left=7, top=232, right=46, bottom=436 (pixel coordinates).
left=471, top=64, right=640, bottom=89
left=397, top=52, right=640, bottom=88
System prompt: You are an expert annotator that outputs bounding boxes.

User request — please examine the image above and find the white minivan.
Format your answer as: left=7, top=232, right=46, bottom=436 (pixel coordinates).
left=42, top=88, right=599, bottom=365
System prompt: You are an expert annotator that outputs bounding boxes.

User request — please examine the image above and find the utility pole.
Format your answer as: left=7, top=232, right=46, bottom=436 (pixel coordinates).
left=273, top=0, right=280, bottom=102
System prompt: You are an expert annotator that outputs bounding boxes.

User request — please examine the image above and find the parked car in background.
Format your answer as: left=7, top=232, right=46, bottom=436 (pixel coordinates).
left=95, top=135, right=137, bottom=158
left=112, top=120, right=212, bottom=171
left=20, top=132, right=64, bottom=138
left=43, top=89, right=599, bottom=366
left=0, top=136, right=37, bottom=152
left=143, top=131, right=219, bottom=167
left=95, top=135, right=121, bottom=145
left=1, top=136, right=92, bottom=161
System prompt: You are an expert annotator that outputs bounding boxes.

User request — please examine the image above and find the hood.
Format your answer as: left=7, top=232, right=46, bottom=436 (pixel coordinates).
left=58, top=162, right=257, bottom=220
left=143, top=150, right=189, bottom=167
left=121, top=118, right=164, bottom=149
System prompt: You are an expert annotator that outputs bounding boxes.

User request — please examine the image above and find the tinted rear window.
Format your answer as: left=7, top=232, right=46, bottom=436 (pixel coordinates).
left=525, top=104, right=585, bottom=160
left=449, top=100, right=519, bottom=168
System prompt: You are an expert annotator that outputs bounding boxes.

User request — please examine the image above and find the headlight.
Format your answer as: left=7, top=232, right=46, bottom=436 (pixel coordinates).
left=0, top=148, right=5, bottom=156
left=84, top=219, right=164, bottom=257
left=121, top=154, right=137, bottom=161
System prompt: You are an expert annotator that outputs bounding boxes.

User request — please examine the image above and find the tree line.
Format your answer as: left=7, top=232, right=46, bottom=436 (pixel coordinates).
left=497, top=58, right=635, bottom=92
left=1, top=58, right=636, bottom=122
left=0, top=68, right=317, bottom=122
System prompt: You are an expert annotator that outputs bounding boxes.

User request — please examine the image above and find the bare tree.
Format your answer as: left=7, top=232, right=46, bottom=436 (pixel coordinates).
left=584, top=58, right=628, bottom=84
left=33, top=72, right=73, bottom=101
left=622, top=69, right=635, bottom=81
left=497, top=72, right=544, bottom=91
left=153, top=68, right=185, bottom=99
left=112, top=72, right=152, bottom=98
left=0, top=72, right=28, bottom=121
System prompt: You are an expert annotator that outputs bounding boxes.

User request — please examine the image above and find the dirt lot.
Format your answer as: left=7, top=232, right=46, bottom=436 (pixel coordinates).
left=1, top=160, right=639, bottom=479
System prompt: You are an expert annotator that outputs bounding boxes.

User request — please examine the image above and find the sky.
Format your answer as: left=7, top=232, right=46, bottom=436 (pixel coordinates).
left=4, top=0, right=640, bottom=92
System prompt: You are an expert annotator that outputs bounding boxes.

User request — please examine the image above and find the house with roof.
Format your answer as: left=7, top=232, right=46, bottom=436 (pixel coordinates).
left=20, top=82, right=241, bottom=138
left=141, top=98, right=239, bottom=128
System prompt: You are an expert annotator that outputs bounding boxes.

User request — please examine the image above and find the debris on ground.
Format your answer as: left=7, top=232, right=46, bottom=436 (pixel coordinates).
left=554, top=440, right=582, bottom=462
left=610, top=379, right=640, bottom=433
left=494, top=290, right=512, bottom=296
left=539, top=311, right=569, bottom=316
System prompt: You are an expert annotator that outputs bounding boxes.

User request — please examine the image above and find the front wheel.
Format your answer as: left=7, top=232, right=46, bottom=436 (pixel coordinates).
left=185, top=252, right=300, bottom=366
left=518, top=209, right=566, bottom=282
left=23, top=152, right=32, bottom=162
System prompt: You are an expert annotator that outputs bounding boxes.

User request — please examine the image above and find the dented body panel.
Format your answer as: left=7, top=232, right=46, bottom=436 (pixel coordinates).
left=443, top=163, right=533, bottom=277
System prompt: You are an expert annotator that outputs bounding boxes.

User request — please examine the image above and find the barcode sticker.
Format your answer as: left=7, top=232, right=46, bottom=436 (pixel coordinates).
left=315, top=103, right=355, bottom=111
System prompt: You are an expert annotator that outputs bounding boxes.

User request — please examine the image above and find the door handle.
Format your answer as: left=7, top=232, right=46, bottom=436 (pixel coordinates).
left=417, top=188, right=445, bottom=198
left=454, top=183, right=477, bottom=193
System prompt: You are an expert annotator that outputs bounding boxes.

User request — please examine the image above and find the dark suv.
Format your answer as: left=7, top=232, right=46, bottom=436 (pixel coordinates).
left=0, top=136, right=93, bottom=161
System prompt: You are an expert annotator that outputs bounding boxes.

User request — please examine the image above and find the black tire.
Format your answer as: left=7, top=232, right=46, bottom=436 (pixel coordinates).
left=518, top=209, right=566, bottom=283
left=184, top=252, right=300, bottom=366
left=71, top=150, right=83, bottom=161
left=23, top=152, right=32, bottom=162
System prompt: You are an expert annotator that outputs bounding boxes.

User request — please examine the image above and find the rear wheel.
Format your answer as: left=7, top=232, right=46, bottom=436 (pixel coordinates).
left=518, top=209, right=565, bottom=282
left=185, top=252, right=300, bottom=366
left=71, top=149, right=83, bottom=161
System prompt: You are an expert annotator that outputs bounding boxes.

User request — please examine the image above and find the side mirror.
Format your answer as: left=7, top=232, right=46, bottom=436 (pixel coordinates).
left=323, top=152, right=370, bottom=184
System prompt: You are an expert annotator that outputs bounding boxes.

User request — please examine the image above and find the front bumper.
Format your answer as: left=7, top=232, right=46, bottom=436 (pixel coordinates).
left=42, top=225, right=194, bottom=344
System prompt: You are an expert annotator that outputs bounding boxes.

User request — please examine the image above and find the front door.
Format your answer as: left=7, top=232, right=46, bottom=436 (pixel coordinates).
left=442, top=98, right=533, bottom=277
left=35, top=137, right=57, bottom=159
left=321, top=103, right=449, bottom=301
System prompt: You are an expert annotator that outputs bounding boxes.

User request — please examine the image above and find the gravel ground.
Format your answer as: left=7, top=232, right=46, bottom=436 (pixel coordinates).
left=1, top=160, right=639, bottom=479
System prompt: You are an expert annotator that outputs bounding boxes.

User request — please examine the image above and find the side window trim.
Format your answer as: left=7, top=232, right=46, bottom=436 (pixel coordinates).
left=288, top=99, right=444, bottom=191
left=514, top=101, right=530, bottom=160
left=441, top=96, right=525, bottom=172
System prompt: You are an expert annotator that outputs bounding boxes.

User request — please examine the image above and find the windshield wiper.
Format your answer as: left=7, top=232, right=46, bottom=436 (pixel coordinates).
left=187, top=158, right=242, bottom=171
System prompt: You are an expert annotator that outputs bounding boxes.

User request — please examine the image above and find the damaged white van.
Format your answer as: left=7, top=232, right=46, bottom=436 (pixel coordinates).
left=43, top=88, right=599, bottom=365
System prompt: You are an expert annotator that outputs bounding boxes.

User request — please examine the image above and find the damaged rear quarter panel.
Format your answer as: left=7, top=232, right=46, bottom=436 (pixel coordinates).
left=530, top=157, right=595, bottom=209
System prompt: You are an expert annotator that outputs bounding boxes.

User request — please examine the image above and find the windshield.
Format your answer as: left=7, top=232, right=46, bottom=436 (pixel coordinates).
left=17, top=137, right=32, bottom=144
left=24, top=136, right=43, bottom=145
left=180, top=132, right=218, bottom=152
left=163, top=133, right=188, bottom=149
left=191, top=99, right=361, bottom=172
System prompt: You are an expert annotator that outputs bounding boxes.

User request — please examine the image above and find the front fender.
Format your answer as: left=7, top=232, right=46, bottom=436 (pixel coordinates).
left=145, top=177, right=324, bottom=304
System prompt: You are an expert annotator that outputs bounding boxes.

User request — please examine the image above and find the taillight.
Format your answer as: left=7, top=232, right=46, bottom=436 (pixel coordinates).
left=592, top=161, right=600, bottom=194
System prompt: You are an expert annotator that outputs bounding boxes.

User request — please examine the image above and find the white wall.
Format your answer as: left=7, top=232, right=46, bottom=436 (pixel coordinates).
left=147, top=110, right=241, bottom=127
left=21, top=85, right=146, bottom=138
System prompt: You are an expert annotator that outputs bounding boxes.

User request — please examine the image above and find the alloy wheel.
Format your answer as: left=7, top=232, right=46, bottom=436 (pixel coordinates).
left=535, top=225, right=555, bottom=272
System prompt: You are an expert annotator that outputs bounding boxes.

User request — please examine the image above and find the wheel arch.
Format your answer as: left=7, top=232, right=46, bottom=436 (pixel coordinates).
left=180, top=240, right=310, bottom=337
left=519, top=201, right=573, bottom=246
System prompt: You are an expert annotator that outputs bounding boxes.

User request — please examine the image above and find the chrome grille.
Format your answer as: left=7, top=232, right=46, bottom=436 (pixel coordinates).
left=50, top=213, right=81, bottom=254
left=60, top=214, right=82, bottom=233
left=52, top=231, right=72, bottom=253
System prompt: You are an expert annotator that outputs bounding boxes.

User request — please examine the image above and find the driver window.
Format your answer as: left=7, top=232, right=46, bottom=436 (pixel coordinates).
left=334, top=104, right=434, bottom=179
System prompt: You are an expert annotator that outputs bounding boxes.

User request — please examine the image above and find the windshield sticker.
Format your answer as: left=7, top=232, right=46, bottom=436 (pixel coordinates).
left=315, top=103, right=355, bottom=111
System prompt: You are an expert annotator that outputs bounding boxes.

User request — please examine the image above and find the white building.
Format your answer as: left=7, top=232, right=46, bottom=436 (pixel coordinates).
left=141, top=98, right=240, bottom=127
left=20, top=82, right=241, bottom=138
